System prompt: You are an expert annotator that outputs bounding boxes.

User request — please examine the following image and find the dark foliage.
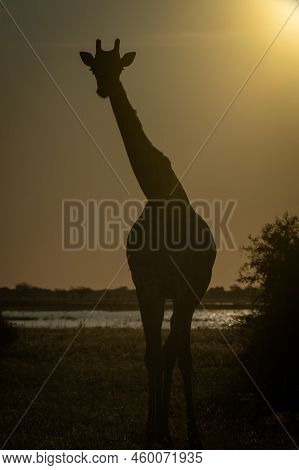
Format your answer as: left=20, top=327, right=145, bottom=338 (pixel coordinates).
left=0, top=311, right=17, bottom=351
left=239, top=213, right=299, bottom=410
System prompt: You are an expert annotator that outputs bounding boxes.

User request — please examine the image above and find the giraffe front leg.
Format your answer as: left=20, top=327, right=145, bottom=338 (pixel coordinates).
left=136, top=287, right=165, bottom=447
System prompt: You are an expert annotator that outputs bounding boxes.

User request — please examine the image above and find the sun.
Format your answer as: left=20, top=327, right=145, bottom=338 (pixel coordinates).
left=259, top=0, right=299, bottom=30
left=273, top=0, right=299, bottom=18
left=271, top=0, right=299, bottom=37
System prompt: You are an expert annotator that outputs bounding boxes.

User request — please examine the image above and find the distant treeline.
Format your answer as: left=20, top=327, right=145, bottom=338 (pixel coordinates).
left=0, top=283, right=259, bottom=311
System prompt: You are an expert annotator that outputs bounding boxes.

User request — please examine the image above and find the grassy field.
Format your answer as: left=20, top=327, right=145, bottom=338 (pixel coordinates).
left=0, top=327, right=297, bottom=449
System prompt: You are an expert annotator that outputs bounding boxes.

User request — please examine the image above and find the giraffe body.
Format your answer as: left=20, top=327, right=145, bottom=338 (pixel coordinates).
left=127, top=201, right=215, bottom=299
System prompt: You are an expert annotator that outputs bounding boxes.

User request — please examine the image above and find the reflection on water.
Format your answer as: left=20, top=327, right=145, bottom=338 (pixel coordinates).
left=3, top=309, right=252, bottom=329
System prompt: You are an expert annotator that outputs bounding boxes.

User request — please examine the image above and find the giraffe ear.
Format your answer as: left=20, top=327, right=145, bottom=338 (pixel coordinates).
left=80, top=52, right=94, bottom=67
left=121, top=52, right=136, bottom=68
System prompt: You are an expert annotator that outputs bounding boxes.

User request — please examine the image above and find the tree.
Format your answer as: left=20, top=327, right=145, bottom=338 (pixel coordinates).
left=239, top=213, right=299, bottom=409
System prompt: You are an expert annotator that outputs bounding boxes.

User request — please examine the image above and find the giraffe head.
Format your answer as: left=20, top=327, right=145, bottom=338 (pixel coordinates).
left=80, top=39, right=136, bottom=98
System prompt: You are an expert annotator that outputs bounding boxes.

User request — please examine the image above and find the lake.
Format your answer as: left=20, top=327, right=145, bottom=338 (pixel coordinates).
left=3, top=309, right=252, bottom=329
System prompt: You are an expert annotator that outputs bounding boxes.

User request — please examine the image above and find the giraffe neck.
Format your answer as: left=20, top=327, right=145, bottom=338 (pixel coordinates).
left=109, top=80, right=189, bottom=201
left=109, top=80, right=152, bottom=166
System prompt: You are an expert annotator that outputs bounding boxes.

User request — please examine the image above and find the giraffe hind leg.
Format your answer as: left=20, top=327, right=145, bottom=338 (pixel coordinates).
left=167, top=296, right=203, bottom=449
left=161, top=315, right=176, bottom=446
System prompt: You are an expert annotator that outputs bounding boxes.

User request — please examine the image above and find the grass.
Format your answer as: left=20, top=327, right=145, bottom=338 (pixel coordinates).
left=0, top=327, right=297, bottom=449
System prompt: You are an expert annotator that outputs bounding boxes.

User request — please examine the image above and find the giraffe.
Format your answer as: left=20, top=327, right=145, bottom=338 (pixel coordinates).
left=80, top=39, right=216, bottom=448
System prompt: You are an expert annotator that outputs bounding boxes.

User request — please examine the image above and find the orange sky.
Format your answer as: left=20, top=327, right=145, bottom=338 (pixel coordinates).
left=1, top=0, right=299, bottom=289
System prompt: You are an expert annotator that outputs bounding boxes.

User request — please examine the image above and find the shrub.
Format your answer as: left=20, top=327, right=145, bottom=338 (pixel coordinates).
left=0, top=311, right=17, bottom=351
left=239, top=213, right=299, bottom=409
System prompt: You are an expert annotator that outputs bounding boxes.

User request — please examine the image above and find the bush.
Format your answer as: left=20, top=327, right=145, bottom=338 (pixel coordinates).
left=239, top=213, right=299, bottom=409
left=0, top=311, right=17, bottom=351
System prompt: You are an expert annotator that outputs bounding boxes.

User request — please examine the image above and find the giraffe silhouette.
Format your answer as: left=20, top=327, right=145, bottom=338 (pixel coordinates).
left=80, top=39, right=216, bottom=448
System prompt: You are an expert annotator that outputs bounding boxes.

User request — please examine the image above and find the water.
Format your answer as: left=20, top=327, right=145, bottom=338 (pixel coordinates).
left=3, top=309, right=252, bottom=329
